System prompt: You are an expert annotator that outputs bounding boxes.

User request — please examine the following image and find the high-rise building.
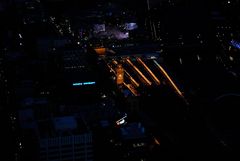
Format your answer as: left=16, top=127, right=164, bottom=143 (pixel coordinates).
left=40, top=134, right=93, bottom=161
left=18, top=108, right=94, bottom=161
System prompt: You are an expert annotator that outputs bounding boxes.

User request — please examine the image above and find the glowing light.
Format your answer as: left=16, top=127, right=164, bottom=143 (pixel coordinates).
left=197, top=55, right=201, bottom=61
left=153, top=60, right=184, bottom=98
left=136, top=57, right=160, bottom=85
left=124, top=23, right=138, bottom=30
left=94, top=48, right=106, bottom=55
left=72, top=81, right=96, bottom=86
left=116, top=113, right=127, bottom=125
left=153, top=137, right=160, bottom=145
left=101, top=94, right=107, bottom=98
left=19, top=34, right=22, bottom=39
left=230, top=40, right=240, bottom=49
left=83, top=81, right=96, bottom=85
left=117, top=119, right=125, bottom=125
left=73, top=83, right=82, bottom=86
left=179, top=58, right=183, bottom=65
left=126, top=58, right=152, bottom=86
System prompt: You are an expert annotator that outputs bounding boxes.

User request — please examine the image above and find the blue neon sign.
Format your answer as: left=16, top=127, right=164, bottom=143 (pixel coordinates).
left=83, top=82, right=96, bottom=85
left=72, top=81, right=96, bottom=86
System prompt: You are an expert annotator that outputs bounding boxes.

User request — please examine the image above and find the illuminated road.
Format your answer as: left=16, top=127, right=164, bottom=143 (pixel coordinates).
left=106, top=60, right=139, bottom=96
left=103, top=55, right=187, bottom=103
left=152, top=60, right=189, bottom=105
left=125, top=58, right=152, bottom=86
left=136, top=57, right=161, bottom=85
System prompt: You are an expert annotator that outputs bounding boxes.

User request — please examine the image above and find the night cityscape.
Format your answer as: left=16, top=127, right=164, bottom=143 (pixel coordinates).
left=1, top=0, right=240, bottom=161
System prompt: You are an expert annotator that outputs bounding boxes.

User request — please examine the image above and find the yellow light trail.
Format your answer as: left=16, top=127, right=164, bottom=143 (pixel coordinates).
left=123, top=82, right=139, bottom=96
left=153, top=60, right=184, bottom=98
left=124, top=70, right=140, bottom=88
left=126, top=58, right=152, bottom=86
left=112, top=60, right=118, bottom=65
left=153, top=137, right=160, bottom=145
left=106, top=62, right=139, bottom=96
left=106, top=63, right=116, bottom=75
left=136, top=57, right=161, bottom=85
left=111, top=60, right=140, bottom=88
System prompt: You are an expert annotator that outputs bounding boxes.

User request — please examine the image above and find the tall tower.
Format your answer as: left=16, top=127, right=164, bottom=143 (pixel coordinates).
left=116, top=64, right=124, bottom=85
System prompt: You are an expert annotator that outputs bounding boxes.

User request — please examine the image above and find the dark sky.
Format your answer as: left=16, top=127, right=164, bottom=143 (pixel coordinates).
left=41, top=0, right=214, bottom=10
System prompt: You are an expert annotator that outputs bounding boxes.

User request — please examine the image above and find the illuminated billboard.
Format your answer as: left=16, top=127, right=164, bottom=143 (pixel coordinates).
left=72, top=81, right=96, bottom=86
left=93, top=24, right=106, bottom=33
left=124, top=23, right=138, bottom=31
